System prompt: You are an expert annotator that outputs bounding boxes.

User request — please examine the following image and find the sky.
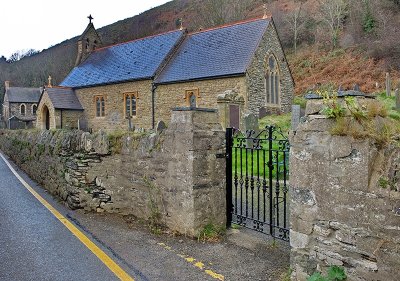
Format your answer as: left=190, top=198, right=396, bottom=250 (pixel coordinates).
left=0, top=0, right=171, bottom=59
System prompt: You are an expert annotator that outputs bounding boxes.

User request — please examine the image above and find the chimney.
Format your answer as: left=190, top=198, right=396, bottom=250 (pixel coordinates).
left=4, top=81, right=10, bottom=90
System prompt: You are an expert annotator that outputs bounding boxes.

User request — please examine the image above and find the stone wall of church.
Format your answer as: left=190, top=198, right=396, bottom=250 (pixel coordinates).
left=60, top=110, right=84, bottom=129
left=155, top=77, right=247, bottom=125
left=75, top=80, right=153, bottom=132
left=246, top=21, right=294, bottom=115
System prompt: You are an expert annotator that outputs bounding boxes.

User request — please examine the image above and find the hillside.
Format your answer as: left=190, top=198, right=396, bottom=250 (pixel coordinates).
left=1, top=0, right=399, bottom=104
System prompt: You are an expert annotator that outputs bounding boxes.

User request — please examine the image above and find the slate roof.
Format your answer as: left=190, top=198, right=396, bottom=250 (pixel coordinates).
left=6, top=87, right=42, bottom=103
left=60, top=30, right=185, bottom=88
left=44, top=87, right=83, bottom=110
left=155, top=18, right=270, bottom=84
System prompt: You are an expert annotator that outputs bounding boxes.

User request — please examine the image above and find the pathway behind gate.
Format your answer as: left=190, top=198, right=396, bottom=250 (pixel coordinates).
left=0, top=154, right=289, bottom=281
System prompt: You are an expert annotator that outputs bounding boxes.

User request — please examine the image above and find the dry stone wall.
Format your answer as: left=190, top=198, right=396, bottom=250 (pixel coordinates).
left=290, top=99, right=400, bottom=281
left=0, top=109, right=226, bottom=236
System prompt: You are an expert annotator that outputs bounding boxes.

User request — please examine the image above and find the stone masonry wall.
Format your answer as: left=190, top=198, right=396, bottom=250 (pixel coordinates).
left=155, top=77, right=246, bottom=126
left=246, top=20, right=294, bottom=115
left=75, top=80, right=153, bottom=132
left=61, top=110, right=84, bottom=129
left=290, top=99, right=400, bottom=281
left=0, top=109, right=226, bottom=236
left=9, top=102, right=37, bottom=121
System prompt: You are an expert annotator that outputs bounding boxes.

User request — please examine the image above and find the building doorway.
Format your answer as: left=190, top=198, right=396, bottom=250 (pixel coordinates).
left=42, top=105, right=50, bottom=130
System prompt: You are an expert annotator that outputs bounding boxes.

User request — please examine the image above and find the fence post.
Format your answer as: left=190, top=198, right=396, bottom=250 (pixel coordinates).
left=226, top=128, right=233, bottom=228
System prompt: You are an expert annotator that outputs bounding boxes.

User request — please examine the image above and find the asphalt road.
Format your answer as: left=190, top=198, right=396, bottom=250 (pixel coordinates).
left=0, top=153, right=290, bottom=281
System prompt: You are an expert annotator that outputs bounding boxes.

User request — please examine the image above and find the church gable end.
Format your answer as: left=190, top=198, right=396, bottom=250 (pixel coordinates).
left=246, top=19, right=294, bottom=117
left=75, top=15, right=102, bottom=66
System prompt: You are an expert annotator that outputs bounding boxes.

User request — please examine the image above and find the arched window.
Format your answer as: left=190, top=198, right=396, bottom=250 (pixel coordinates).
left=265, top=55, right=280, bottom=105
left=32, top=104, right=37, bottom=115
left=85, top=38, right=90, bottom=51
left=20, top=104, right=26, bottom=116
left=93, top=40, right=97, bottom=51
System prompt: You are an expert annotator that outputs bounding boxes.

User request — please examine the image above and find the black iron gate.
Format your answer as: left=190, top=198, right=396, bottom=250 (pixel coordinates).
left=226, top=126, right=290, bottom=241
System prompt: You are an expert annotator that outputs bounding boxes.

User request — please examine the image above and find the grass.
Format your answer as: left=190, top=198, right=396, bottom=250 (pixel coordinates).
left=259, top=113, right=292, bottom=135
left=329, top=94, right=400, bottom=146
left=376, top=92, right=400, bottom=121
left=232, top=144, right=289, bottom=180
left=197, top=223, right=225, bottom=242
left=231, top=116, right=291, bottom=180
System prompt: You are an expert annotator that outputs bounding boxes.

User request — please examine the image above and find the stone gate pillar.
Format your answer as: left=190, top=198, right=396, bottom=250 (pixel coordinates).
left=162, top=108, right=226, bottom=235
left=289, top=98, right=400, bottom=281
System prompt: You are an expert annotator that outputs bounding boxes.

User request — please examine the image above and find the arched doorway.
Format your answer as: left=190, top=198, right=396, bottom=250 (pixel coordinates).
left=42, top=105, right=50, bottom=130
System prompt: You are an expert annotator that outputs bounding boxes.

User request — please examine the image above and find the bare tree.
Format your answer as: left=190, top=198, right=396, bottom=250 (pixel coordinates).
left=318, top=0, right=349, bottom=48
left=7, top=49, right=39, bottom=63
left=195, top=0, right=253, bottom=28
left=285, top=1, right=307, bottom=54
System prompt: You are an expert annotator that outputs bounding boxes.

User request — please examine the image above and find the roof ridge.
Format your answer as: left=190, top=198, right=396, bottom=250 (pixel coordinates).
left=189, top=16, right=270, bottom=36
left=47, top=85, right=73, bottom=90
left=94, top=29, right=183, bottom=52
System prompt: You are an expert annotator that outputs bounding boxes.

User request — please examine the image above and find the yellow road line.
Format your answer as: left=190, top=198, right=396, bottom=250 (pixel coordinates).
left=157, top=242, right=224, bottom=281
left=0, top=153, right=134, bottom=281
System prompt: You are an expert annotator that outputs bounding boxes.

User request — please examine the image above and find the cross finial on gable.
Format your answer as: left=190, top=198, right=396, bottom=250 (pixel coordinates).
left=88, top=14, right=94, bottom=24
left=263, top=4, right=268, bottom=19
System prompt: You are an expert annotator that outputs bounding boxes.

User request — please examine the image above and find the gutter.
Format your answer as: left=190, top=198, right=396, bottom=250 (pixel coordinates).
left=151, top=83, right=157, bottom=129
left=154, top=72, right=245, bottom=86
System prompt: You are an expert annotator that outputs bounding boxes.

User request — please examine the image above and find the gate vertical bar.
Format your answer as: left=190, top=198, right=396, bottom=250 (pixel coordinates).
left=268, top=126, right=274, bottom=237
left=226, top=128, right=233, bottom=228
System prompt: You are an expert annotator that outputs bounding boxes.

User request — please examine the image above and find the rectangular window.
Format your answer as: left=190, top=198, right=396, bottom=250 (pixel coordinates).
left=124, top=92, right=138, bottom=118
left=95, top=96, right=105, bottom=117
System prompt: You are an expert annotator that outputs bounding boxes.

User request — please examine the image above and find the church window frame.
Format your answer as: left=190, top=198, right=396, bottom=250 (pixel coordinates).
left=264, top=54, right=281, bottom=106
left=32, top=104, right=37, bottom=115
left=123, top=92, right=138, bottom=118
left=94, top=95, right=106, bottom=117
left=20, top=103, right=26, bottom=116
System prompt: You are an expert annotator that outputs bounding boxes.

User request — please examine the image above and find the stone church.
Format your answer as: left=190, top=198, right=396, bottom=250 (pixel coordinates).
left=2, top=81, right=41, bottom=129
left=37, top=16, right=294, bottom=131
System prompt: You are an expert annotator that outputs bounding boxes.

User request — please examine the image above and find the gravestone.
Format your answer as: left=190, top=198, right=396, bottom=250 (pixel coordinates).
left=156, top=120, right=167, bottom=134
left=386, top=72, right=392, bottom=97
left=353, top=84, right=360, bottom=92
left=259, top=107, right=267, bottom=119
left=243, top=112, right=259, bottom=148
left=395, top=88, right=400, bottom=111
left=291, top=105, right=301, bottom=131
